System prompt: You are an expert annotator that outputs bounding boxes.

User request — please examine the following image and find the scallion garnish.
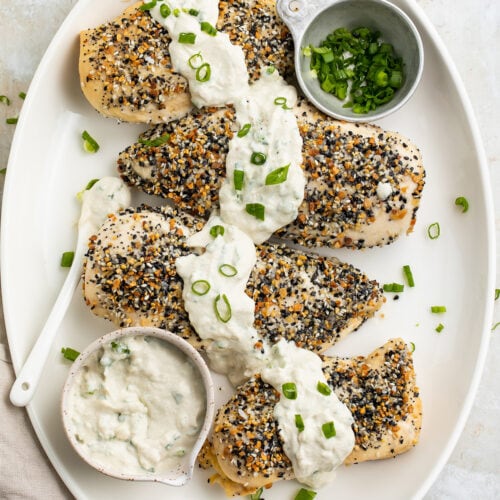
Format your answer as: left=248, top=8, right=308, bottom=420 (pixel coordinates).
left=60, top=251, right=75, bottom=268
left=317, top=381, right=332, bottom=396
left=19, top=91, right=26, bottom=100
left=234, top=169, right=244, bottom=190
left=0, top=168, right=6, bottom=175
left=200, top=21, right=217, bottom=36
left=214, top=294, right=232, bottom=323
left=183, top=7, right=199, bottom=16
left=82, top=130, right=100, bottom=153
left=295, top=414, right=305, bottom=432
left=495, top=289, right=500, bottom=301
left=249, top=487, right=264, bottom=500
left=274, top=96, right=292, bottom=109
left=85, top=178, right=99, bottom=190
left=282, top=382, right=297, bottom=399
left=160, top=4, right=171, bottom=18
left=322, top=421, right=336, bottom=439
left=139, top=0, right=157, bottom=11
left=431, top=305, right=447, bottom=313
left=492, top=322, right=500, bottom=331
left=138, top=132, right=170, bottom=147
left=245, top=203, right=265, bottom=221
left=455, top=196, right=469, bottom=213
left=191, top=280, right=211, bottom=296
left=219, top=264, right=237, bottom=277
left=61, top=347, right=80, bottom=362
left=427, top=222, right=440, bottom=239
left=210, top=225, right=225, bottom=238
left=178, top=32, right=196, bottom=44
left=196, top=63, right=211, bottom=82
left=265, top=164, right=290, bottom=185
left=111, top=341, right=130, bottom=354
left=295, top=488, right=317, bottom=500
left=266, top=65, right=276, bottom=74
left=237, top=123, right=251, bottom=137
left=409, top=342, right=415, bottom=353
left=173, top=7, right=180, bottom=16
left=435, top=323, right=445, bottom=333
left=403, top=265, right=415, bottom=287
left=188, top=52, right=203, bottom=69
left=0, top=95, right=10, bottom=105
left=383, top=283, right=404, bottom=293
left=6, top=117, right=18, bottom=125
left=250, top=152, right=267, bottom=165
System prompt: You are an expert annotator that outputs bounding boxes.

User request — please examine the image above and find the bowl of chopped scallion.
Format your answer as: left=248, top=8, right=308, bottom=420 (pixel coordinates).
left=277, top=0, right=423, bottom=122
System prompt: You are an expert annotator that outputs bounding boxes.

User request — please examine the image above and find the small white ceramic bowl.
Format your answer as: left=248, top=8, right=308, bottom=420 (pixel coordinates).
left=277, top=0, right=424, bottom=122
left=61, top=327, right=215, bottom=486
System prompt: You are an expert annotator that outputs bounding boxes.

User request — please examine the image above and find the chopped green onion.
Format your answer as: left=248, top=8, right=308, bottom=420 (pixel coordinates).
left=409, top=342, right=415, bottom=353
left=295, top=488, right=317, bottom=500
left=111, top=341, right=130, bottom=354
left=237, top=123, right=251, bottom=138
left=191, top=280, right=211, bottom=296
left=266, top=65, right=276, bottom=74
left=200, top=21, right=217, bottom=36
left=245, top=203, right=265, bottom=221
left=61, top=347, right=80, bottom=362
left=82, top=130, right=99, bottom=152
left=219, top=264, right=237, bottom=277
left=295, top=414, right=305, bottom=432
left=173, top=8, right=180, bottom=16
left=196, top=63, right=211, bottom=82
left=455, top=196, right=469, bottom=213
left=317, top=381, right=332, bottom=396
left=0, top=168, right=6, bottom=175
left=138, top=132, right=170, bottom=147
left=274, top=96, right=292, bottom=109
left=249, top=487, right=264, bottom=500
left=183, top=8, right=199, bottom=16
left=188, top=52, right=203, bottom=69
left=214, top=294, right=232, bottom=323
left=435, top=323, right=445, bottom=333
left=178, top=32, right=196, bottom=44
left=495, top=289, right=500, bottom=300
left=60, top=251, right=75, bottom=268
left=403, top=265, right=415, bottom=287
left=6, top=117, right=18, bottom=125
left=210, top=225, right=225, bottom=238
left=383, top=283, right=404, bottom=293
left=492, top=322, right=500, bottom=331
left=431, top=305, right=447, bottom=313
left=265, top=164, right=290, bottom=185
left=160, top=3, right=171, bottom=17
left=0, top=95, right=10, bottom=105
left=250, top=152, right=267, bottom=165
left=234, top=169, right=244, bottom=191
left=427, top=222, right=440, bottom=239
left=322, top=421, right=336, bottom=439
left=18, top=91, right=26, bottom=100
left=282, top=382, right=297, bottom=399
left=77, top=178, right=100, bottom=201
left=139, top=0, right=157, bottom=11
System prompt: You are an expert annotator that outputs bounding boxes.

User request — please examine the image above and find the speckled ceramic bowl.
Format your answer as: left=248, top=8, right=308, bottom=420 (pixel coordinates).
left=61, top=327, right=215, bottom=486
left=277, top=0, right=424, bottom=122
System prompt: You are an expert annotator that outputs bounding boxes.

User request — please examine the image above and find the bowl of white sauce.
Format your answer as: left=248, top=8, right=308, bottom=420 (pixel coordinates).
left=61, top=327, right=215, bottom=486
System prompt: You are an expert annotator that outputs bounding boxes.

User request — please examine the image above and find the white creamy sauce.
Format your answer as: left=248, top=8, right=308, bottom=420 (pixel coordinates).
left=79, top=177, right=131, bottom=235
left=176, top=216, right=269, bottom=385
left=261, top=340, right=355, bottom=488
left=67, top=335, right=206, bottom=475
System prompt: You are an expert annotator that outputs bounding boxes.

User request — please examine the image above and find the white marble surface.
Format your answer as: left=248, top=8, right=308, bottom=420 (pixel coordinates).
left=0, top=0, right=498, bottom=498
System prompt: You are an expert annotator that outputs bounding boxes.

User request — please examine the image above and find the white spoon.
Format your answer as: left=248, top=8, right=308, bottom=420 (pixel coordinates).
left=9, top=177, right=131, bottom=407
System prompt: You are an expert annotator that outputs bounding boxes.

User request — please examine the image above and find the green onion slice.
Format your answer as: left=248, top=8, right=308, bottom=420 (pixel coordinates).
left=19, top=92, right=26, bottom=100
left=282, top=382, right=297, bottom=399
left=295, top=414, right=305, bottom=432
left=178, top=32, right=196, bottom=44
left=455, top=196, right=469, bottom=213
left=214, top=294, right=232, bottom=323
left=234, top=169, right=244, bottom=191
left=250, top=152, right=267, bottom=165
left=317, top=381, right=332, bottom=396
left=495, top=289, right=500, bottom=301
left=237, top=123, right=251, bottom=138
left=111, top=341, right=130, bottom=354
left=200, top=21, right=217, bottom=36
left=245, top=203, right=265, bottom=221
left=85, top=178, right=99, bottom=191
left=294, top=488, right=317, bottom=500
left=383, top=283, right=404, bottom=293
left=274, top=96, right=292, bottom=109
left=219, top=264, right=237, bottom=277
left=0, top=95, right=10, bottom=105
left=250, top=487, right=264, bottom=500
left=173, top=7, right=180, bottom=16
left=183, top=7, right=199, bottom=16
left=210, top=225, right=225, bottom=238
left=266, top=65, right=276, bottom=74
left=196, top=63, right=211, bottom=82
left=431, top=305, right=447, bottom=313
left=139, top=0, right=156, bottom=11
left=82, top=130, right=100, bottom=152
left=191, top=280, right=211, bottom=296
left=435, top=323, right=445, bottom=333
left=6, top=117, right=18, bottom=125
left=61, top=347, right=80, bottom=362
left=60, top=251, right=75, bottom=268
left=409, top=342, right=416, bottom=353
left=427, top=222, right=440, bottom=239
left=138, top=133, right=170, bottom=147
left=322, top=421, right=336, bottom=439
left=0, top=168, right=6, bottom=175
left=403, top=265, right=415, bottom=287
left=265, top=164, right=290, bottom=185
left=188, top=52, right=203, bottom=69
left=492, top=322, right=500, bottom=331
left=160, top=3, right=171, bottom=17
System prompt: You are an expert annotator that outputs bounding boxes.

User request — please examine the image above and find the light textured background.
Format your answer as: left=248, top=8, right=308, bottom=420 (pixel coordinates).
left=0, top=0, right=498, bottom=498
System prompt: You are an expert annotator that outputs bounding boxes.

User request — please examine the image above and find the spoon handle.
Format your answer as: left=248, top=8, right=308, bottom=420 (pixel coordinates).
left=9, top=238, right=86, bottom=407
